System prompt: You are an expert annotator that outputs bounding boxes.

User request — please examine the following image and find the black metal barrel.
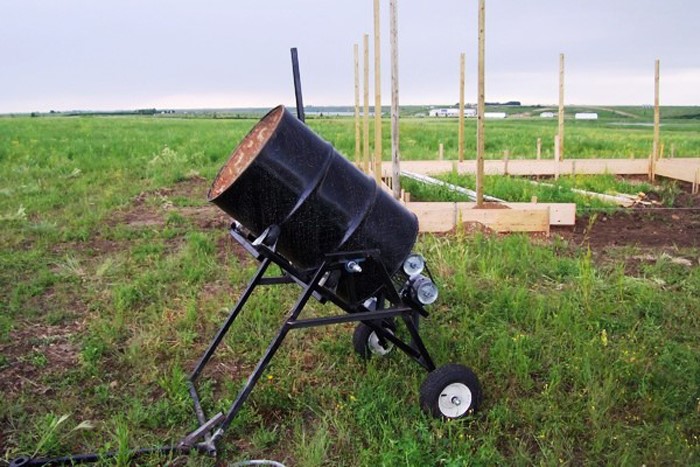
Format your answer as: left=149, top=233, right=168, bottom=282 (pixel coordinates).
left=208, top=105, right=418, bottom=301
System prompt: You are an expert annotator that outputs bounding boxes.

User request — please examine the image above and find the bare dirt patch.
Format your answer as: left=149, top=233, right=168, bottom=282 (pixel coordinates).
left=112, top=177, right=232, bottom=230
left=549, top=187, right=700, bottom=249
left=0, top=317, right=86, bottom=398
left=567, top=208, right=700, bottom=249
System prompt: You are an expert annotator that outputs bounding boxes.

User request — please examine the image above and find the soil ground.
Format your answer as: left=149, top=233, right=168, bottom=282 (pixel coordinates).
left=564, top=191, right=700, bottom=249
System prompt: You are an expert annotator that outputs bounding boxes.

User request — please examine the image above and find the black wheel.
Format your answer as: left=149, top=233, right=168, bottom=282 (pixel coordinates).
left=419, top=364, right=482, bottom=419
left=352, top=323, right=394, bottom=359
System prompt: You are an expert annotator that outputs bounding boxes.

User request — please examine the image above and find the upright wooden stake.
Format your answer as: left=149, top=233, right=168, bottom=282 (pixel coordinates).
left=363, top=34, right=370, bottom=174
left=439, top=143, right=444, bottom=161
left=503, top=149, right=509, bottom=175
left=554, top=135, right=560, bottom=180
left=390, top=0, right=400, bottom=199
left=536, top=137, right=542, bottom=160
left=558, top=53, right=565, bottom=161
left=373, top=0, right=382, bottom=184
left=354, top=43, right=361, bottom=167
left=459, top=52, right=465, bottom=163
left=476, top=0, right=486, bottom=207
left=653, top=59, right=661, bottom=162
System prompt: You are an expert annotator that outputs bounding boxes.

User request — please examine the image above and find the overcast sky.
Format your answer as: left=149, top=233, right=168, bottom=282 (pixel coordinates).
left=1, top=0, right=698, bottom=112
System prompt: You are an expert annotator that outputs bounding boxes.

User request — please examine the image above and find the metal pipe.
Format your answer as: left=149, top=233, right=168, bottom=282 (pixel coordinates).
left=290, top=48, right=305, bottom=122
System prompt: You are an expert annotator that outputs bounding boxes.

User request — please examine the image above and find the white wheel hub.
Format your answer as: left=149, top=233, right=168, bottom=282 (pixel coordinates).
left=438, top=382, right=473, bottom=418
left=368, top=330, right=393, bottom=356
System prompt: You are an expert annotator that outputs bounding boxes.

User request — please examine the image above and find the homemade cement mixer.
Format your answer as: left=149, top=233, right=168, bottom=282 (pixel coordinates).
left=10, top=105, right=482, bottom=466
left=188, top=105, right=483, bottom=452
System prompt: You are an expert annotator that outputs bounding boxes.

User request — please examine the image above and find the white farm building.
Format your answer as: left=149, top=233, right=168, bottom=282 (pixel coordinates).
left=575, top=112, right=599, bottom=120
left=429, top=108, right=476, bottom=118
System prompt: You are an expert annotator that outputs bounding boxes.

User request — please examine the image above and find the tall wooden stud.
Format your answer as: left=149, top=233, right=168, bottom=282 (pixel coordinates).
left=459, top=53, right=466, bottom=163
left=558, top=53, right=565, bottom=160
left=554, top=135, right=560, bottom=180
left=476, top=0, right=486, bottom=207
left=373, top=0, right=383, bottom=183
left=653, top=59, right=661, bottom=161
left=439, top=143, right=444, bottom=161
left=354, top=43, right=361, bottom=168
left=363, top=34, right=370, bottom=174
left=390, top=0, right=400, bottom=199
left=536, top=137, right=542, bottom=160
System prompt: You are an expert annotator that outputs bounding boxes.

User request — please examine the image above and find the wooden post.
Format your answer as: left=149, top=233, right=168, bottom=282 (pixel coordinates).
left=653, top=59, right=661, bottom=162
left=476, top=0, right=486, bottom=207
left=354, top=43, right=361, bottom=168
left=503, top=150, right=509, bottom=175
left=390, top=0, right=400, bottom=199
left=554, top=135, right=560, bottom=180
left=558, top=53, right=565, bottom=161
left=459, top=52, right=465, bottom=163
left=363, top=34, right=370, bottom=174
left=536, top=137, right=542, bottom=160
left=439, top=143, right=444, bottom=161
left=694, top=168, right=700, bottom=195
left=373, top=0, right=382, bottom=184
left=659, top=143, right=665, bottom=159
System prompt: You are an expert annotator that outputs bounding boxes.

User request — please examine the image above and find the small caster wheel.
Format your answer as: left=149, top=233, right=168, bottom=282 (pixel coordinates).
left=420, top=364, right=482, bottom=419
left=353, top=323, right=394, bottom=358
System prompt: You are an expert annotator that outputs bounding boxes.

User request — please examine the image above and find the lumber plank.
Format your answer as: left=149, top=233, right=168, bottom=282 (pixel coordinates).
left=406, top=202, right=550, bottom=233
left=388, top=159, right=657, bottom=176
left=655, top=159, right=700, bottom=183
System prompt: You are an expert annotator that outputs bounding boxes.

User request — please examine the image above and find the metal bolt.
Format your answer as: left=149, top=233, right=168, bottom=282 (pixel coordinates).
left=346, top=261, right=362, bottom=273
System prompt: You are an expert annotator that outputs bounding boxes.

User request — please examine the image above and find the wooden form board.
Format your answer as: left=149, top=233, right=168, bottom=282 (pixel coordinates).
left=407, top=202, right=551, bottom=234
left=655, top=159, right=700, bottom=183
left=385, top=159, right=678, bottom=177
left=500, top=202, right=575, bottom=225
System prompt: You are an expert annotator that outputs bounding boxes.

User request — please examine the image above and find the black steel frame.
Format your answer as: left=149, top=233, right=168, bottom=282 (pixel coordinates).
left=186, top=223, right=437, bottom=454
left=9, top=223, right=437, bottom=466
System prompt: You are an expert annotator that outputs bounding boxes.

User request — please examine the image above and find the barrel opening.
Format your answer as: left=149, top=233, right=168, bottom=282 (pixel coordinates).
left=208, top=106, right=285, bottom=201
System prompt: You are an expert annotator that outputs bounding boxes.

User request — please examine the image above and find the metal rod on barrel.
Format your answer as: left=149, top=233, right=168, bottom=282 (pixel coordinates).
left=291, top=47, right=305, bottom=122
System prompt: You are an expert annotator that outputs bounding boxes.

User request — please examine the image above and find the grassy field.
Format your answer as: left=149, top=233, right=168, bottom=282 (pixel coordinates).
left=1, top=115, right=699, bottom=465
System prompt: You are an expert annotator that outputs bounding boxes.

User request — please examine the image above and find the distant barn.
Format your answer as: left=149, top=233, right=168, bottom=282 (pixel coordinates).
left=575, top=112, right=599, bottom=120
left=429, top=108, right=459, bottom=117
left=540, top=112, right=555, bottom=118
left=484, top=112, right=507, bottom=119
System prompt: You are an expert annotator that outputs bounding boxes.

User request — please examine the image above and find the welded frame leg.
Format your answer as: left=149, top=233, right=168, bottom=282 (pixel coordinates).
left=209, top=261, right=329, bottom=443
left=400, top=313, right=436, bottom=372
left=186, top=258, right=272, bottom=452
left=190, top=258, right=273, bottom=383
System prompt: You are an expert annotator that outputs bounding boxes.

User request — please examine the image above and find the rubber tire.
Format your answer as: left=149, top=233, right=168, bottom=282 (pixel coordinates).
left=419, top=364, right=482, bottom=419
left=352, top=323, right=393, bottom=359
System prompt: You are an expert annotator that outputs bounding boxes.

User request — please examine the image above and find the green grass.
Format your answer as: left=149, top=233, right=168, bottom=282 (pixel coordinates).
left=304, top=113, right=700, bottom=160
left=401, top=172, right=675, bottom=213
left=1, top=115, right=699, bottom=465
